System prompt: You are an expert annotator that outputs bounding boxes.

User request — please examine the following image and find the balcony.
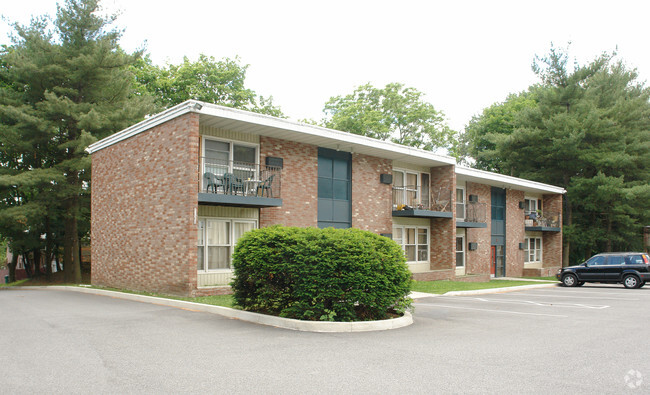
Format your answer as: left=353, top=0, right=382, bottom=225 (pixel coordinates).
left=525, top=211, right=561, bottom=232
left=392, top=186, right=453, bottom=218
left=456, top=202, right=488, bottom=228
left=199, top=157, right=282, bottom=207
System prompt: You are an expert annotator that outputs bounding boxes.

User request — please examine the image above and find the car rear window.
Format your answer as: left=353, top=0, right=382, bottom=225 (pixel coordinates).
left=625, top=255, right=646, bottom=265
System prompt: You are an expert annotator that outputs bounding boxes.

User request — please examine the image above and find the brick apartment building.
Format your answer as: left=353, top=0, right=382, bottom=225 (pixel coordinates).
left=87, top=100, right=565, bottom=296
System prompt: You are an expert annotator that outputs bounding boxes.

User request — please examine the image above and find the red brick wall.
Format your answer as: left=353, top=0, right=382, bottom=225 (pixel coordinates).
left=506, top=189, right=525, bottom=277
left=465, top=182, right=491, bottom=275
left=429, top=165, right=455, bottom=271
left=542, top=193, right=563, bottom=270
left=351, top=153, right=392, bottom=234
left=91, top=113, right=199, bottom=296
left=259, top=136, right=318, bottom=228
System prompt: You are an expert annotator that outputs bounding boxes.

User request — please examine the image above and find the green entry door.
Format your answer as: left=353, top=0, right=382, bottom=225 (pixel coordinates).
left=317, top=148, right=351, bottom=229
left=491, top=187, right=506, bottom=277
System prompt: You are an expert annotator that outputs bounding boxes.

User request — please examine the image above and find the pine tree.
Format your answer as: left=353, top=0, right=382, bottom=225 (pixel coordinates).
left=0, top=0, right=154, bottom=282
left=463, top=46, right=650, bottom=264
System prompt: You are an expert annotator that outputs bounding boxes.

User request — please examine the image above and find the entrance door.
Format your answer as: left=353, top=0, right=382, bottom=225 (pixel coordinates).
left=491, top=187, right=506, bottom=277
left=490, top=246, right=496, bottom=275
left=317, top=148, right=351, bottom=229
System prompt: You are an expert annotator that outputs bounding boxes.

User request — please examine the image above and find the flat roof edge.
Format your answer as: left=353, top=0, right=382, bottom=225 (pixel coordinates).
left=86, top=101, right=201, bottom=154
left=455, top=166, right=566, bottom=194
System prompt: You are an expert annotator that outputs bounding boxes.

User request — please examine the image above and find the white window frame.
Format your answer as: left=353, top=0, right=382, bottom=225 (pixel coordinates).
left=456, top=187, right=466, bottom=221
left=393, top=225, right=430, bottom=263
left=197, top=217, right=257, bottom=272
left=201, top=136, right=260, bottom=189
left=392, top=169, right=430, bottom=209
left=524, top=237, right=542, bottom=263
left=456, top=235, right=465, bottom=268
left=524, top=197, right=538, bottom=217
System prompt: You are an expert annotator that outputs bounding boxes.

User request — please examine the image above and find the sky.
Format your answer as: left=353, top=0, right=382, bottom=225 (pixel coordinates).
left=1, top=0, right=648, bottom=132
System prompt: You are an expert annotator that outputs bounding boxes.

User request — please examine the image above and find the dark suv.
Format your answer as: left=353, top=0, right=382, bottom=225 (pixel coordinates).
left=557, top=252, right=650, bottom=289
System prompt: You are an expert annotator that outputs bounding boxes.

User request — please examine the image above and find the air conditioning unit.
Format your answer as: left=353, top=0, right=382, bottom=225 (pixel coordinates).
left=468, top=194, right=478, bottom=203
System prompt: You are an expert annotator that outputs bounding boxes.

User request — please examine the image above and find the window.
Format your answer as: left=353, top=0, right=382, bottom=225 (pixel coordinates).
left=392, top=170, right=430, bottom=209
left=586, top=255, right=605, bottom=266
left=456, top=187, right=465, bottom=220
left=607, top=255, right=624, bottom=265
left=203, top=137, right=258, bottom=181
left=456, top=236, right=465, bottom=267
left=197, top=218, right=256, bottom=271
left=524, top=198, right=541, bottom=217
left=392, top=170, right=417, bottom=207
left=625, top=255, right=647, bottom=265
left=393, top=226, right=429, bottom=263
left=524, top=237, right=542, bottom=263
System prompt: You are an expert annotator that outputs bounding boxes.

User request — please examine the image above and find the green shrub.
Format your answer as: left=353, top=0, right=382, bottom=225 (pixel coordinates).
left=231, top=226, right=412, bottom=322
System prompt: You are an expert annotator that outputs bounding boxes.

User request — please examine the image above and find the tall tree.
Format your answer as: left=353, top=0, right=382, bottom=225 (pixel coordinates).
left=461, top=45, right=650, bottom=264
left=459, top=88, right=539, bottom=171
left=323, top=82, right=456, bottom=151
left=133, top=54, right=285, bottom=117
left=0, top=0, right=154, bottom=282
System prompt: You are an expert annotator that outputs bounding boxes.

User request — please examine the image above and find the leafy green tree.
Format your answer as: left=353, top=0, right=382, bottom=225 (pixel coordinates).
left=133, top=54, right=285, bottom=117
left=459, top=89, right=539, bottom=171
left=0, top=0, right=154, bottom=282
left=462, top=45, right=650, bottom=264
left=323, top=82, right=456, bottom=151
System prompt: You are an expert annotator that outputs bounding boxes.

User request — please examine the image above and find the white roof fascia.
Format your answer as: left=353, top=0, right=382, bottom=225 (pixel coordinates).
left=455, top=166, right=566, bottom=194
left=85, top=101, right=201, bottom=154
left=196, top=102, right=456, bottom=165
left=86, top=100, right=456, bottom=166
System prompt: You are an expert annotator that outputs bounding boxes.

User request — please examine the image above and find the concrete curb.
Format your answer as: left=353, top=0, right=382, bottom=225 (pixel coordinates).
left=6, top=286, right=413, bottom=333
left=409, top=282, right=560, bottom=299
left=444, top=282, right=559, bottom=296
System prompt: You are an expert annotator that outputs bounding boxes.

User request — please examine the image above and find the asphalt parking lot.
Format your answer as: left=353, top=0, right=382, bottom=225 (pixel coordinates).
left=1, top=284, right=648, bottom=394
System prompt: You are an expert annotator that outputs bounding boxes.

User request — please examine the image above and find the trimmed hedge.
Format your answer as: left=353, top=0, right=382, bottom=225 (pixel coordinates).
left=231, top=226, right=412, bottom=322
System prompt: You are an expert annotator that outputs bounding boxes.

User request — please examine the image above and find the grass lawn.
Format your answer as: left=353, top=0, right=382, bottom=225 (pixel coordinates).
left=8, top=273, right=554, bottom=305
left=522, top=276, right=558, bottom=281
left=85, top=286, right=235, bottom=308
left=411, top=279, right=549, bottom=294
left=0, top=279, right=29, bottom=287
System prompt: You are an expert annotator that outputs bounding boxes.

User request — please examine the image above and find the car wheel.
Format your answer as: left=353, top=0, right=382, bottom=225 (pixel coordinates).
left=623, top=275, right=640, bottom=289
left=576, top=282, right=585, bottom=287
left=639, top=281, right=645, bottom=288
left=562, top=274, right=578, bottom=287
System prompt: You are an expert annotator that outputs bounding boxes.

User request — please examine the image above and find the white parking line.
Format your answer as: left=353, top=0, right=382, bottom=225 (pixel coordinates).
left=457, top=296, right=610, bottom=309
left=496, top=293, right=638, bottom=301
left=530, top=288, right=649, bottom=296
left=417, top=302, right=568, bottom=317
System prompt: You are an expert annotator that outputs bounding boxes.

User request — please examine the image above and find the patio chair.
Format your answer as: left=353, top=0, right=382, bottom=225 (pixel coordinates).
left=256, top=174, right=274, bottom=197
left=223, top=173, right=244, bottom=195
left=203, top=172, right=224, bottom=193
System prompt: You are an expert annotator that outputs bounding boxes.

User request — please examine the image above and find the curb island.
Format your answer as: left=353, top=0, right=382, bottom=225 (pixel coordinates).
left=8, top=286, right=413, bottom=333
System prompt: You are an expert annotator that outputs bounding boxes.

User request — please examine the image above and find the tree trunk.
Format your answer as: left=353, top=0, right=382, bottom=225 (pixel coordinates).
left=562, top=185, right=572, bottom=267
left=8, top=252, right=17, bottom=283
left=605, top=216, right=612, bottom=252
left=63, top=168, right=83, bottom=283
left=45, top=216, right=53, bottom=280
left=73, top=218, right=81, bottom=283
left=55, top=247, right=62, bottom=272
left=63, top=213, right=74, bottom=283
left=33, top=249, right=41, bottom=278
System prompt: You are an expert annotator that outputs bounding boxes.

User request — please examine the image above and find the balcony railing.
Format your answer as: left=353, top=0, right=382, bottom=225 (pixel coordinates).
left=525, top=211, right=561, bottom=229
left=457, top=201, right=487, bottom=223
left=200, top=157, right=282, bottom=199
left=392, top=186, right=452, bottom=213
